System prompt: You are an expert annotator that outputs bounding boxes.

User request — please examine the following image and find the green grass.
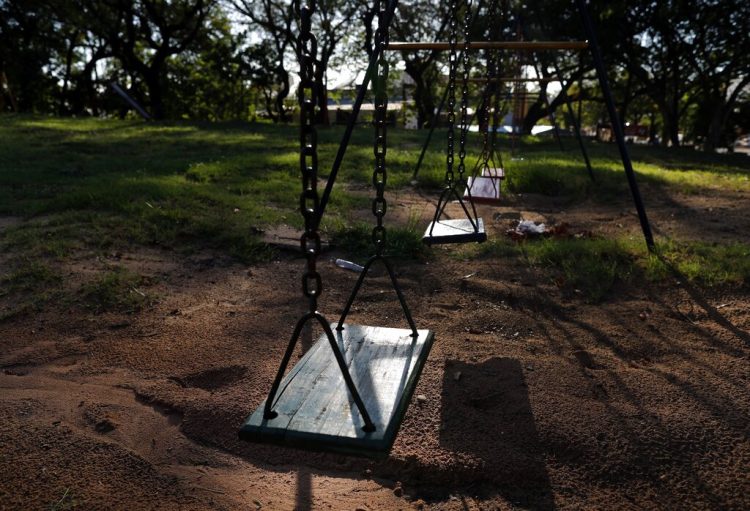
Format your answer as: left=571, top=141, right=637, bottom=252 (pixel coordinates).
left=78, top=266, right=155, bottom=314
left=495, top=137, right=750, bottom=199
left=653, top=241, right=750, bottom=286
left=469, top=236, right=750, bottom=302
left=523, top=237, right=637, bottom=302
left=1, top=114, right=748, bottom=314
left=48, top=487, right=82, bottom=510
left=468, top=236, right=636, bottom=302
left=331, top=215, right=429, bottom=263
left=0, top=258, right=63, bottom=320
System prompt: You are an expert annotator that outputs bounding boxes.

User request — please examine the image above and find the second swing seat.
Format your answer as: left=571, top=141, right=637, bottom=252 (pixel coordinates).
left=464, top=167, right=505, bottom=205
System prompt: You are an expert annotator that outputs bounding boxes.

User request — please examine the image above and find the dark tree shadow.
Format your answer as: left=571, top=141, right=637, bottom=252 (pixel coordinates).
left=655, top=253, right=749, bottom=346
left=440, top=357, right=555, bottom=510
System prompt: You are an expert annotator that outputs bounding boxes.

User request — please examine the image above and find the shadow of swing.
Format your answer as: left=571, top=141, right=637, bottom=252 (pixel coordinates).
left=440, top=357, right=555, bottom=510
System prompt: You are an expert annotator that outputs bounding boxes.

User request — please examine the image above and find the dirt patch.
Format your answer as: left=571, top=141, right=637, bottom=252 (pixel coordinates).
left=0, top=216, right=23, bottom=233
left=1, top=186, right=749, bottom=510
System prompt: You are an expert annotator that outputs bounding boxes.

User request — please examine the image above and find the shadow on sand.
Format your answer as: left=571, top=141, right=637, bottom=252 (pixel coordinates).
left=439, top=357, right=555, bottom=510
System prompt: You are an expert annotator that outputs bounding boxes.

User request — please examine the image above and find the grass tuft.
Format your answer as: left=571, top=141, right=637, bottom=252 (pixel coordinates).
left=0, top=259, right=63, bottom=321
left=522, top=238, right=635, bottom=302
left=331, top=217, right=429, bottom=263
left=78, top=266, right=155, bottom=314
left=652, top=241, right=750, bottom=286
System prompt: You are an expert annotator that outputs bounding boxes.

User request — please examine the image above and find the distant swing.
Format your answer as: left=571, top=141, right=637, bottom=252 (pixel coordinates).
left=422, top=0, right=487, bottom=245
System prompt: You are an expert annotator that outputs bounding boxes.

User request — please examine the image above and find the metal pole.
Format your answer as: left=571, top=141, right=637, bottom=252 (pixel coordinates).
left=111, top=82, right=151, bottom=120
left=552, top=60, right=595, bottom=181
left=575, top=0, right=654, bottom=249
left=530, top=9, right=594, bottom=181
left=388, top=40, right=589, bottom=51
left=316, top=0, right=399, bottom=226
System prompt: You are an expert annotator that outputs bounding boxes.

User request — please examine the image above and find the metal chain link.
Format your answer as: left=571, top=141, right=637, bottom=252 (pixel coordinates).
left=372, top=0, right=389, bottom=255
left=456, top=0, right=471, bottom=182
left=444, top=0, right=458, bottom=187
left=491, top=4, right=505, bottom=167
left=480, top=0, right=498, bottom=171
left=297, top=1, right=322, bottom=311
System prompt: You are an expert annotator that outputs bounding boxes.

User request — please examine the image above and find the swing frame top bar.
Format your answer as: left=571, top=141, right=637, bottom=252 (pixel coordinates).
left=468, top=77, right=552, bottom=82
left=387, top=40, right=589, bottom=51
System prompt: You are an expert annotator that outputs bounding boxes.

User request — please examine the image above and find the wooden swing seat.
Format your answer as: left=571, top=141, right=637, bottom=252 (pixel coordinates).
left=464, top=168, right=505, bottom=205
left=422, top=218, right=486, bottom=245
left=239, top=324, right=434, bottom=458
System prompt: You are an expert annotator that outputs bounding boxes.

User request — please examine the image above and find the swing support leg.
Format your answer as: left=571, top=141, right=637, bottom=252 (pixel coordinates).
left=336, top=255, right=418, bottom=338
left=576, top=0, right=654, bottom=250
left=264, top=312, right=376, bottom=432
left=430, top=183, right=480, bottom=236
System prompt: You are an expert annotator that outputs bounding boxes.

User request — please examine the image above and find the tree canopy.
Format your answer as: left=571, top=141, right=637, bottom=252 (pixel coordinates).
left=1, top=0, right=747, bottom=150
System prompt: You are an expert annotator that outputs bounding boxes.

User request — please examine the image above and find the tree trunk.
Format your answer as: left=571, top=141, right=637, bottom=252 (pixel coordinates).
left=313, top=55, right=329, bottom=125
left=522, top=98, right=547, bottom=134
left=657, top=100, right=680, bottom=147
left=59, top=34, right=78, bottom=115
left=648, top=110, right=658, bottom=144
left=703, top=75, right=750, bottom=152
left=145, top=72, right=165, bottom=120
left=414, top=74, right=435, bottom=128
left=704, top=105, right=725, bottom=152
left=262, top=88, right=278, bottom=122
left=276, top=66, right=290, bottom=122
left=403, top=60, right=436, bottom=129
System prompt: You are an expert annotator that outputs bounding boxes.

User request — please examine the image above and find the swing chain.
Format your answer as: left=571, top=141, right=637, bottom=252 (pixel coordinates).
left=444, top=0, right=458, bottom=187
left=372, top=0, right=389, bottom=255
left=298, top=1, right=322, bottom=311
left=480, top=0, right=498, bottom=171
left=492, top=0, right=507, bottom=162
left=480, top=55, right=492, bottom=171
left=456, top=0, right=471, bottom=182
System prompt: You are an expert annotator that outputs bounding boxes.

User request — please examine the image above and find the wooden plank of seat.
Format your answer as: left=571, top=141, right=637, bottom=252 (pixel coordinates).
left=464, top=176, right=503, bottom=205
left=239, top=324, right=434, bottom=458
left=422, top=218, right=487, bottom=245
left=482, top=167, right=505, bottom=179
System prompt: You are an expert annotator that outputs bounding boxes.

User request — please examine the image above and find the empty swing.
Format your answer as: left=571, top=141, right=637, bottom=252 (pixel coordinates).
left=464, top=0, right=506, bottom=205
left=464, top=56, right=506, bottom=204
left=423, top=0, right=486, bottom=245
left=239, top=0, right=433, bottom=458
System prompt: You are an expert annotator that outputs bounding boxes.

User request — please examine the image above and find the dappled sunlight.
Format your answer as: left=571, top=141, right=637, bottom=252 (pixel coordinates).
left=3, top=116, right=749, bottom=298
left=594, top=159, right=750, bottom=194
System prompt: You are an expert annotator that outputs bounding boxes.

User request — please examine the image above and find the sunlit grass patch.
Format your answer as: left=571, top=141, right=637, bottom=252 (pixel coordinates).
left=470, top=235, right=750, bottom=302
left=522, top=238, right=636, bottom=302
left=2, top=115, right=749, bottom=312
left=652, top=241, right=750, bottom=286
left=331, top=217, right=429, bottom=263
left=503, top=155, right=594, bottom=198
left=592, top=159, right=750, bottom=196
left=477, top=237, right=520, bottom=258
left=184, top=160, right=241, bottom=182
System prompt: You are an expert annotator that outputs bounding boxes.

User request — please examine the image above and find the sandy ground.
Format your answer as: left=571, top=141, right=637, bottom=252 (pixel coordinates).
left=1, top=183, right=749, bottom=510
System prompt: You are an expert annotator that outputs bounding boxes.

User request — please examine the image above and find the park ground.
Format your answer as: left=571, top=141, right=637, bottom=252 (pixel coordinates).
left=1, top=116, right=749, bottom=510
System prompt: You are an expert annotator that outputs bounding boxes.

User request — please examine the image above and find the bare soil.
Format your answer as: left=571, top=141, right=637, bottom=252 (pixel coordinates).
left=1, top=185, right=749, bottom=510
